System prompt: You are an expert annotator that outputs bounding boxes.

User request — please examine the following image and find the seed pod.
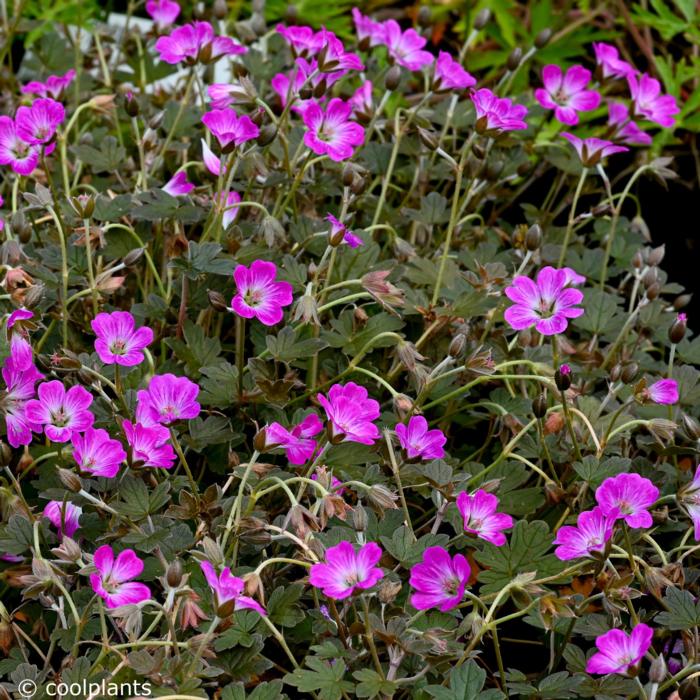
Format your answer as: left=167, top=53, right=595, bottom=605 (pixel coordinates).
left=535, top=28, right=552, bottom=48
left=166, top=560, right=184, bottom=587
left=385, top=65, right=401, bottom=91
left=555, top=364, right=572, bottom=391
left=669, top=313, right=687, bottom=344
left=506, top=47, right=523, bottom=71
left=631, top=250, right=644, bottom=268
left=532, top=394, right=548, bottom=419
left=473, top=8, right=491, bottom=29
left=620, top=362, right=639, bottom=384
left=648, top=244, right=665, bottom=266
left=525, top=224, right=542, bottom=251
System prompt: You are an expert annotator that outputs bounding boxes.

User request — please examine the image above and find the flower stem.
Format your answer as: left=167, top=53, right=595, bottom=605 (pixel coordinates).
left=558, top=167, right=588, bottom=268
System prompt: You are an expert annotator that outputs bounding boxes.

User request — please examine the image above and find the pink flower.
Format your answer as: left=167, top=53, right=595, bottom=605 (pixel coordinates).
left=607, top=103, right=652, bottom=146
left=6, top=308, right=34, bottom=372
left=409, top=546, right=470, bottom=612
left=504, top=266, right=584, bottom=336
left=0, top=116, right=40, bottom=175
left=145, top=0, right=180, bottom=28
left=471, top=88, right=528, bottom=133
left=2, top=362, right=42, bottom=447
left=155, top=21, right=245, bottom=65
left=276, top=24, right=321, bottom=55
left=21, top=69, right=76, bottom=99
left=43, top=501, right=82, bottom=538
left=562, top=267, right=586, bottom=286
left=645, top=378, right=679, bottom=405
left=326, top=214, right=363, bottom=248
left=317, top=382, right=380, bottom=445
left=382, top=19, right=433, bottom=71
left=681, top=465, right=700, bottom=540
left=207, top=83, right=244, bottom=109
left=586, top=623, right=653, bottom=675
left=314, top=29, right=363, bottom=73
left=309, top=541, right=384, bottom=599
left=200, top=561, right=266, bottom=615
left=534, top=65, right=601, bottom=126
left=201, top=109, right=260, bottom=151
left=201, top=138, right=222, bottom=175
left=456, top=489, right=513, bottom=546
left=123, top=420, right=176, bottom=469
left=162, top=171, right=194, bottom=197
left=595, top=473, right=659, bottom=529
left=302, top=98, right=365, bottom=161
left=553, top=507, right=616, bottom=561
left=25, top=381, right=94, bottom=443
left=91, top=311, right=154, bottom=367
left=561, top=132, right=628, bottom=166
left=136, top=374, right=201, bottom=426
left=217, top=191, right=241, bottom=230
left=395, top=416, right=446, bottom=461
left=15, top=98, right=65, bottom=145
left=271, top=59, right=322, bottom=113
left=352, top=8, right=385, bottom=47
left=434, top=52, right=476, bottom=91
left=628, top=73, right=680, bottom=128
left=231, top=260, right=293, bottom=326
left=593, top=43, right=636, bottom=80
left=266, top=414, right=323, bottom=465
left=90, top=545, right=151, bottom=609
left=72, top=428, right=126, bottom=478
left=350, top=80, right=374, bottom=117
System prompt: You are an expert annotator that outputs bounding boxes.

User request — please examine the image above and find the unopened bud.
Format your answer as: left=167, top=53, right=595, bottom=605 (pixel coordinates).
left=367, top=484, right=398, bottom=511
left=506, top=47, right=523, bottom=71
left=649, top=654, right=666, bottom=684
left=610, top=363, right=622, bottom=382
left=417, top=127, right=438, bottom=150
left=257, top=124, right=277, bottom=147
left=473, top=8, right=491, bottom=29
left=525, top=224, right=542, bottom=251
left=449, top=333, right=466, bottom=358
left=535, top=28, right=552, bottom=48
left=0, top=442, right=11, bottom=467
left=341, top=164, right=355, bottom=187
left=669, top=313, right=687, bottom=344
left=532, top=394, right=547, bottom=419
left=648, top=244, right=665, bottom=266
left=555, top=364, right=572, bottom=391
left=620, top=362, right=639, bottom=384
left=471, top=141, right=486, bottom=159
left=208, top=289, right=229, bottom=311
left=213, top=0, right=227, bottom=20
left=69, top=194, right=95, bottom=219
left=642, top=267, right=658, bottom=288
left=646, top=282, right=661, bottom=301
left=679, top=679, right=698, bottom=700
left=123, top=248, right=145, bottom=267
left=166, top=559, right=184, bottom=587
left=385, top=65, right=401, bottom=91
left=125, top=92, right=139, bottom=118
left=352, top=504, right=368, bottom=532
left=58, top=468, right=82, bottom=492
left=681, top=413, right=700, bottom=441
left=674, top=294, right=692, bottom=310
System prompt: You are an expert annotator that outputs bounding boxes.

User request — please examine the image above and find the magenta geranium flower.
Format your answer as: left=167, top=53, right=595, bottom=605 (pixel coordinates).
left=309, top=541, right=384, bottom=599
left=72, top=428, right=126, bottom=478
left=352, top=8, right=384, bottom=47
left=409, top=546, right=470, bottom=612
left=302, top=98, right=365, bottom=162
left=315, top=29, right=363, bottom=73
left=681, top=465, right=700, bottom=540
left=628, top=73, right=680, bottom=128
left=207, top=83, right=244, bottom=109
left=15, top=98, right=65, bottom=145
left=90, top=545, right=151, bottom=609
left=317, top=382, right=380, bottom=445
left=201, top=138, right=222, bottom=175
left=534, top=65, right=601, bottom=126
left=471, top=88, right=528, bottom=133
left=607, top=103, right=652, bottom=146
left=25, top=381, right=94, bottom=443
left=276, top=24, right=322, bottom=55
left=504, top=266, right=584, bottom=336
left=561, top=132, right=628, bottom=166
left=644, top=378, right=679, bottom=405
left=162, top=171, right=194, bottom=197
left=395, top=416, right=446, bottom=461
left=43, top=501, right=82, bottom=538
left=145, top=0, right=180, bottom=28
left=595, top=473, right=659, bottom=529
left=326, top=214, right=363, bottom=248
left=6, top=308, right=34, bottom=372
left=350, top=80, right=374, bottom=117
left=271, top=58, right=327, bottom=113
left=217, top=191, right=241, bottom=230
left=231, top=260, right=293, bottom=326
left=456, top=489, right=513, bottom=546
left=381, top=19, right=433, bottom=71
left=21, top=69, right=76, bottom=99
left=123, top=420, right=176, bottom=469
left=154, top=21, right=245, bottom=65
left=593, top=43, right=635, bottom=80
left=91, top=311, right=154, bottom=367
left=200, top=561, right=266, bottom=616
left=586, top=623, right=653, bottom=675
left=0, top=116, right=40, bottom=175
left=201, top=109, right=260, bottom=151
left=136, top=374, right=201, bottom=426
left=266, top=414, right=323, bottom=465
left=553, top=507, right=616, bottom=561
left=2, top=362, right=42, bottom=448
left=433, top=52, right=476, bottom=91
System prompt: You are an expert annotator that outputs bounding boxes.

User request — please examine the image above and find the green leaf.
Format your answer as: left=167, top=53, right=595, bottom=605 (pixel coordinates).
left=352, top=669, right=398, bottom=698
left=573, top=456, right=630, bottom=487
left=284, top=657, right=353, bottom=700
left=113, top=478, right=170, bottom=519
left=169, top=241, right=233, bottom=279
left=187, top=416, right=238, bottom=450
left=322, top=310, right=403, bottom=356
left=165, top=320, right=221, bottom=372
left=266, top=326, right=328, bottom=363
left=405, top=192, right=449, bottom=225
left=221, top=681, right=286, bottom=700
left=199, top=362, right=238, bottom=407
left=72, top=136, right=126, bottom=173
left=425, top=660, right=503, bottom=699
left=267, top=584, right=305, bottom=628
left=655, top=587, right=700, bottom=629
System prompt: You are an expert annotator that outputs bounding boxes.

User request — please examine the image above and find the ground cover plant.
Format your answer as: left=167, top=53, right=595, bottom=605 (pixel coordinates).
left=1, top=0, right=700, bottom=698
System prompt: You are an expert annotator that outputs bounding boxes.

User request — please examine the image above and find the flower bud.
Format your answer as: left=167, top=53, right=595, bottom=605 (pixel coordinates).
left=649, top=654, right=666, bottom=684
left=417, top=127, right=438, bottom=151
left=532, top=394, right=548, bottom=419
left=342, top=164, right=356, bottom=187
left=207, top=289, right=228, bottom=312
left=125, top=92, right=139, bottom=118
left=213, top=0, right=227, bottom=20
left=631, top=250, right=644, bottom=268
left=471, top=141, right=486, bottom=159
left=69, top=194, right=95, bottom=219
left=0, top=442, right=11, bottom=467
left=681, top=413, right=700, bottom=441
left=674, top=294, right=692, bottom=310
left=449, top=333, right=466, bottom=358
left=377, top=579, right=402, bottom=605
left=166, top=559, right=184, bottom=588
left=393, top=393, right=414, bottom=419
left=642, top=267, right=658, bottom=288
left=352, top=504, right=368, bottom=532
left=367, top=484, right=398, bottom=511
left=525, top=224, right=542, bottom=251
left=535, top=28, right=552, bottom=48
left=648, top=244, right=665, bottom=266
left=506, top=47, right=523, bottom=71
left=679, top=679, right=698, bottom=700
left=123, top=248, right=145, bottom=267
left=555, top=364, right=572, bottom=391
left=620, top=362, right=639, bottom=384
left=646, top=282, right=661, bottom=301
left=669, top=313, right=687, bottom=344
left=385, top=65, right=402, bottom=91
left=610, top=363, right=622, bottom=382
left=473, top=8, right=491, bottom=29
left=58, top=468, right=82, bottom=493
left=256, top=124, right=277, bottom=147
